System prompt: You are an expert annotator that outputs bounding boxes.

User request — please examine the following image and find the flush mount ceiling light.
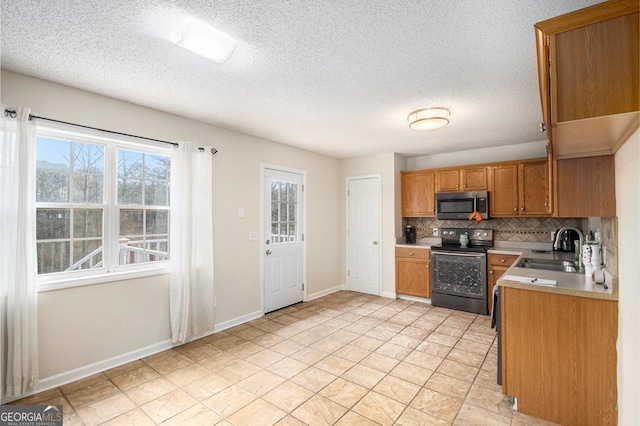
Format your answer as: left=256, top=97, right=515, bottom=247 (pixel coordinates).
left=174, top=20, right=237, bottom=63
left=407, top=107, right=451, bottom=130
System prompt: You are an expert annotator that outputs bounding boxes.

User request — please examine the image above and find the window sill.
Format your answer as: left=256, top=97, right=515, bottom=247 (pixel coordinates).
left=37, top=265, right=170, bottom=292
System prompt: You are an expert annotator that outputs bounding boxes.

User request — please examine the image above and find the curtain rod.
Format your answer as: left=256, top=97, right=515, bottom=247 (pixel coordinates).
left=4, top=108, right=218, bottom=154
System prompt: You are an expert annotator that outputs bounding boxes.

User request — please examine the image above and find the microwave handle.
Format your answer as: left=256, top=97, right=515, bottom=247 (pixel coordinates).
left=473, top=192, right=477, bottom=212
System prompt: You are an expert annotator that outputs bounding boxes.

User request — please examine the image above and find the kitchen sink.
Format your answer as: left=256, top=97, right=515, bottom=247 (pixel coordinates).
left=515, top=257, right=580, bottom=273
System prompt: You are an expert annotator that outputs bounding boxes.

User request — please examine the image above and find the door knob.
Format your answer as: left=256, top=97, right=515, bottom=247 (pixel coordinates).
left=266, top=249, right=272, bottom=255
left=373, top=241, right=378, bottom=245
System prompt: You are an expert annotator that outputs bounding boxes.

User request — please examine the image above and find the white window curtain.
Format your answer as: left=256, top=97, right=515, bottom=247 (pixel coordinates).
left=0, top=106, right=39, bottom=399
left=169, top=141, right=215, bottom=344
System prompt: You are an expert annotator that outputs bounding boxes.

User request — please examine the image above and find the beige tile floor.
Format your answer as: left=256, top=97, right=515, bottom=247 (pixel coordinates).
left=13, top=291, right=559, bottom=425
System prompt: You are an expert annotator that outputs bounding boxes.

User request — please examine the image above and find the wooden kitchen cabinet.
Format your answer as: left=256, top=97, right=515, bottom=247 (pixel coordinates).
left=395, top=247, right=431, bottom=298
left=518, top=161, right=550, bottom=215
left=501, top=287, right=618, bottom=425
left=535, top=0, right=639, bottom=156
left=487, top=254, right=519, bottom=310
left=489, top=159, right=550, bottom=217
left=489, top=164, right=519, bottom=216
left=435, top=167, right=487, bottom=192
left=401, top=170, right=435, bottom=217
left=555, top=155, right=616, bottom=217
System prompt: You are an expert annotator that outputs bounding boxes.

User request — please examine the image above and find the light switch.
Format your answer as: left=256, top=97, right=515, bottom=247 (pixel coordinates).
left=249, top=231, right=259, bottom=241
left=238, top=207, right=245, bottom=218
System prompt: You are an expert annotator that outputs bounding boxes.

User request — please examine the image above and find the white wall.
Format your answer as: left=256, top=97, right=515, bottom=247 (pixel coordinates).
left=614, top=128, right=640, bottom=424
left=340, top=153, right=404, bottom=298
left=406, top=140, right=547, bottom=170
left=1, top=70, right=341, bottom=382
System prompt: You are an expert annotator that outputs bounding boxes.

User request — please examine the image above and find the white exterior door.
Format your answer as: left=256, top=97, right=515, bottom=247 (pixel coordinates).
left=347, top=176, right=381, bottom=295
left=264, top=168, right=304, bottom=313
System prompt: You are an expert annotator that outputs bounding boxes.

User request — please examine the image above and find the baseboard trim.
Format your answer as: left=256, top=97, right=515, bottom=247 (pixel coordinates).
left=380, top=291, right=396, bottom=299
left=3, top=310, right=266, bottom=404
left=305, top=284, right=345, bottom=301
left=213, top=310, right=264, bottom=333
left=4, top=339, right=176, bottom=404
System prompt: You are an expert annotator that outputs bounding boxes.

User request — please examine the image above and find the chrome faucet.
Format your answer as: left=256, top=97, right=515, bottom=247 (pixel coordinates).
left=553, top=227, right=585, bottom=270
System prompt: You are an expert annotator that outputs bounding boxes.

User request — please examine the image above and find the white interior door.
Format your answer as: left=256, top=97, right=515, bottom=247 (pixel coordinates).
left=347, top=176, right=381, bottom=295
left=264, top=168, right=304, bottom=313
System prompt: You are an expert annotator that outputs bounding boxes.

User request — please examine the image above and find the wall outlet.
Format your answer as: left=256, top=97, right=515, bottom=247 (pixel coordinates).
left=432, top=228, right=439, bottom=236
left=249, top=231, right=260, bottom=241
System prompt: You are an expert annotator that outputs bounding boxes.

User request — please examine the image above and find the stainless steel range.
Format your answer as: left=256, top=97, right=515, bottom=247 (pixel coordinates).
left=430, top=228, right=493, bottom=315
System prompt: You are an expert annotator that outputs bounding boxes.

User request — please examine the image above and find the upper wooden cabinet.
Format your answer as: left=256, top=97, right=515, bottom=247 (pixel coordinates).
left=519, top=161, right=551, bottom=216
left=401, top=170, right=435, bottom=217
left=489, top=164, right=519, bottom=216
left=489, top=160, right=550, bottom=217
left=535, top=0, right=640, bottom=157
left=435, top=166, right=487, bottom=192
left=489, top=160, right=551, bottom=217
left=555, top=155, right=616, bottom=217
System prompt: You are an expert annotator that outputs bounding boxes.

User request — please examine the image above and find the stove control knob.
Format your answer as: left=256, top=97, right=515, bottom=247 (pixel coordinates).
left=483, top=232, right=488, bottom=237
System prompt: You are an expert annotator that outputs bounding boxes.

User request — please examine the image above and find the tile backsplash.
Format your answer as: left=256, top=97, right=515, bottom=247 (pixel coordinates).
left=404, top=216, right=619, bottom=274
left=600, top=217, right=618, bottom=274
left=403, top=217, right=583, bottom=243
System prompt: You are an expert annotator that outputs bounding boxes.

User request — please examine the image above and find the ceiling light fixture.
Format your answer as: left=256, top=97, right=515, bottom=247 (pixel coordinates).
left=407, top=107, right=451, bottom=130
left=174, top=20, right=237, bottom=63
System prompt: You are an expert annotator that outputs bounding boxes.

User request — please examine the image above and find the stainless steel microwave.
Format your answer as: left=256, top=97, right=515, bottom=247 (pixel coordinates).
left=436, top=191, right=490, bottom=220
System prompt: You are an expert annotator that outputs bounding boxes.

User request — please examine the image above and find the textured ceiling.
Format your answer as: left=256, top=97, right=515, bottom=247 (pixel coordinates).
left=1, top=0, right=603, bottom=159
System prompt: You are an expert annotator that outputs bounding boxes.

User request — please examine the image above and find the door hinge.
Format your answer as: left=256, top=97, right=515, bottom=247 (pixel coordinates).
left=302, top=184, right=305, bottom=192
left=348, top=270, right=350, bottom=277
left=302, top=234, right=305, bottom=241
left=347, top=189, right=350, bottom=196
left=302, top=283, right=305, bottom=291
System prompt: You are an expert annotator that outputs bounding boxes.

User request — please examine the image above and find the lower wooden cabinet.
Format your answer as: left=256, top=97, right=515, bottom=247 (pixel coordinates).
left=501, top=287, right=618, bottom=426
left=487, top=253, right=519, bottom=310
left=395, top=247, right=431, bottom=298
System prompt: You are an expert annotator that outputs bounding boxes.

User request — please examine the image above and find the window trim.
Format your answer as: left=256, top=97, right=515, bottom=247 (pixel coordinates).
left=35, top=123, right=173, bottom=290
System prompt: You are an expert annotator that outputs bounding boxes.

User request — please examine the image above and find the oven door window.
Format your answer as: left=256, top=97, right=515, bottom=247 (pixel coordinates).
left=431, top=253, right=486, bottom=298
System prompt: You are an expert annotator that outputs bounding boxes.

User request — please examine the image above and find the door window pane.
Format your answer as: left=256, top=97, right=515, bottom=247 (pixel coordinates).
left=270, top=180, right=298, bottom=244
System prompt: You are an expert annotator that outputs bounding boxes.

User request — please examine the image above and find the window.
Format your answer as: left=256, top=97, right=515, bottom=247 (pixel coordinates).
left=270, top=180, right=298, bottom=243
left=35, top=126, right=172, bottom=286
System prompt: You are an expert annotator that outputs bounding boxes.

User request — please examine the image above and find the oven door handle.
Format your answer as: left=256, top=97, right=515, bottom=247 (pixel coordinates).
left=432, top=251, right=486, bottom=258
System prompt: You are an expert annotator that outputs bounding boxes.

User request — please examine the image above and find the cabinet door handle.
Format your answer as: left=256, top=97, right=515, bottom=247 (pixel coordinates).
left=520, top=207, right=525, bottom=211
left=409, top=252, right=414, bottom=256
left=513, top=207, right=518, bottom=211
left=500, top=259, right=505, bottom=263
left=426, top=264, right=430, bottom=268
left=490, top=270, right=494, bottom=274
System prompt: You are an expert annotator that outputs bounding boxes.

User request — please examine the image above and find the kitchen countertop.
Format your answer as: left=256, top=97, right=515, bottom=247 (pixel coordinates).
left=494, top=247, right=618, bottom=301
left=395, top=243, right=432, bottom=249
